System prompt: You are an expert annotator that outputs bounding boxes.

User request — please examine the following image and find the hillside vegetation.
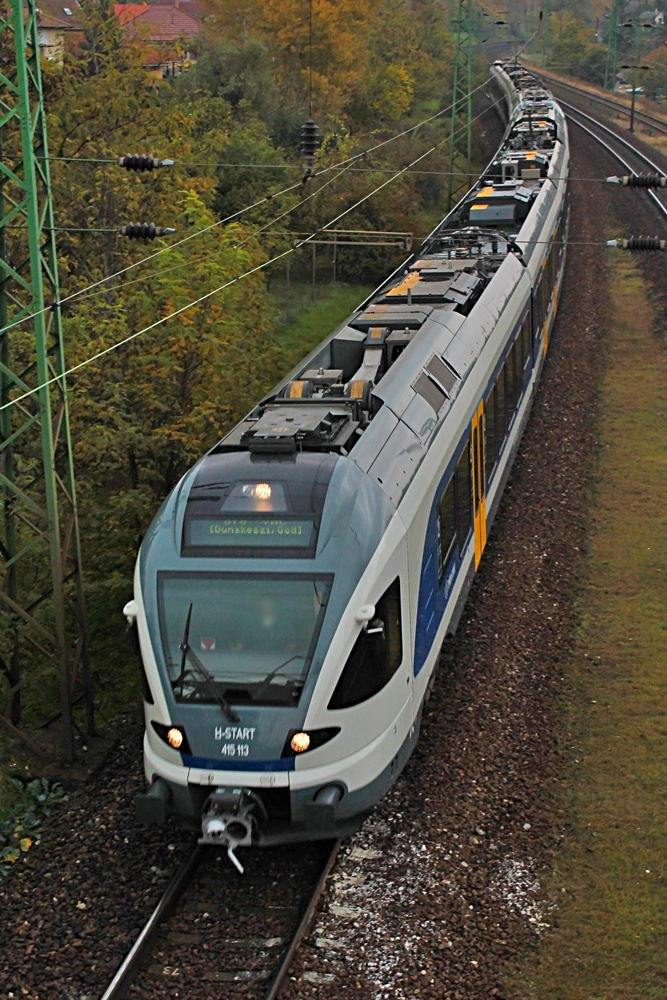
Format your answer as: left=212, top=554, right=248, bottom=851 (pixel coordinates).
left=0, top=0, right=492, bottom=728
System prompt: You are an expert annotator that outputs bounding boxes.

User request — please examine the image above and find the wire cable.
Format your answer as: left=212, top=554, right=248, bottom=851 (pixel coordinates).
left=68, top=94, right=501, bottom=306
left=0, top=96, right=508, bottom=414
left=44, top=78, right=494, bottom=173
left=0, top=83, right=495, bottom=339
left=0, top=177, right=309, bottom=338
left=71, top=162, right=352, bottom=306
left=54, top=87, right=502, bottom=306
left=0, top=249, right=295, bottom=415
left=1, top=231, right=613, bottom=417
left=293, top=97, right=508, bottom=247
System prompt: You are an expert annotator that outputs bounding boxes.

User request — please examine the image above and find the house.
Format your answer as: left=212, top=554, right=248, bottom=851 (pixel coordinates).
left=35, top=0, right=85, bottom=63
left=113, top=1, right=202, bottom=76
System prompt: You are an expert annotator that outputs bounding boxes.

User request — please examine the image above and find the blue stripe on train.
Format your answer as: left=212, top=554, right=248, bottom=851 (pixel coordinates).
left=182, top=755, right=295, bottom=772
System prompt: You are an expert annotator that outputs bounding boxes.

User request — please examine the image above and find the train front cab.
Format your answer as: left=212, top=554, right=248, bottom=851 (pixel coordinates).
left=132, top=454, right=419, bottom=855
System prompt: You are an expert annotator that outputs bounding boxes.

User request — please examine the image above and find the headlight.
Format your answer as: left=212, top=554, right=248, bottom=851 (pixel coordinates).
left=167, top=727, right=184, bottom=749
left=254, top=482, right=272, bottom=500
left=290, top=732, right=311, bottom=753
left=151, top=721, right=192, bottom=755
left=282, top=727, right=340, bottom=758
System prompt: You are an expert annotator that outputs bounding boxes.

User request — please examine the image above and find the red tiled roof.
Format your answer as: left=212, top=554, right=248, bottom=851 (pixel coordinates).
left=113, top=3, right=200, bottom=40
left=36, top=0, right=85, bottom=31
left=150, top=0, right=206, bottom=18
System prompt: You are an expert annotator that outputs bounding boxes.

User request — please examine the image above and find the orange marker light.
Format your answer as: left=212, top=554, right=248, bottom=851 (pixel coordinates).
left=290, top=732, right=311, bottom=753
left=254, top=483, right=272, bottom=501
left=167, top=727, right=184, bottom=749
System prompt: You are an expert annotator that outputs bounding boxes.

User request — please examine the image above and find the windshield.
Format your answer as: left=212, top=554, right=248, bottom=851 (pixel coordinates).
left=158, top=573, right=332, bottom=707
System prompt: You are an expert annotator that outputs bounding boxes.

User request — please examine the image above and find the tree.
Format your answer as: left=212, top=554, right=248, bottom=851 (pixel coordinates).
left=31, top=12, right=286, bottom=694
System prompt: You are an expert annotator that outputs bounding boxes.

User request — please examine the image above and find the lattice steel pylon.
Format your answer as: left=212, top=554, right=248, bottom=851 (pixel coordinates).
left=446, top=0, right=473, bottom=209
left=0, top=0, right=93, bottom=760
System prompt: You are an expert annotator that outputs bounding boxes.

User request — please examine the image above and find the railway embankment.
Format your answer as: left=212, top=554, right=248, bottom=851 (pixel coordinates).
left=508, top=255, right=667, bottom=1000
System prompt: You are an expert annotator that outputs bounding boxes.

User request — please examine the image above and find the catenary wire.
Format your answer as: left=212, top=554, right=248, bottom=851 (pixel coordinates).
left=70, top=163, right=353, bottom=306
left=1, top=97, right=509, bottom=412
left=44, top=78, right=494, bottom=172
left=67, top=94, right=508, bottom=306
left=11, top=87, right=621, bottom=411
left=45, top=160, right=631, bottom=183
left=0, top=232, right=625, bottom=417
left=0, top=80, right=494, bottom=339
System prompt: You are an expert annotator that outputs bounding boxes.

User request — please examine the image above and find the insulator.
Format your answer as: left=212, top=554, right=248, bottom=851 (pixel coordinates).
left=300, top=116, right=319, bottom=168
left=117, top=154, right=165, bottom=172
left=607, top=173, right=666, bottom=189
left=607, top=236, right=666, bottom=252
left=119, top=223, right=175, bottom=240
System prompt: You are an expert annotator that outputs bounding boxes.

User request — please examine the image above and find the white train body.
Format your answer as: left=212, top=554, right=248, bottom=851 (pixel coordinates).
left=126, top=63, right=569, bottom=862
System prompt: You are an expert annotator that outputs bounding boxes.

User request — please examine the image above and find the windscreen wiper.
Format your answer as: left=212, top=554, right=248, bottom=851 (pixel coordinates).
left=175, top=602, right=194, bottom=696
left=252, top=654, right=305, bottom=701
left=176, top=603, right=240, bottom=723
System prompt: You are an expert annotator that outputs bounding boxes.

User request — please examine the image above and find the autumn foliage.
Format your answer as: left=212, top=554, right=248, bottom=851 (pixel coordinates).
left=30, top=0, right=480, bottom=698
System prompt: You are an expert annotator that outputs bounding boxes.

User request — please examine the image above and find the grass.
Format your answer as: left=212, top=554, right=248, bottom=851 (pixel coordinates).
left=509, top=257, right=667, bottom=999
left=271, top=280, right=373, bottom=371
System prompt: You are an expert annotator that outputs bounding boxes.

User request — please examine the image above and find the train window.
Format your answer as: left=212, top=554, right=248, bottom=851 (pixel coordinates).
left=496, top=364, right=507, bottom=441
left=532, top=287, right=541, bottom=340
left=533, top=262, right=549, bottom=338
left=540, top=264, right=550, bottom=320
left=328, top=578, right=403, bottom=709
left=472, top=424, right=481, bottom=513
left=516, top=339, right=524, bottom=399
left=456, top=440, right=471, bottom=548
left=437, top=478, right=457, bottom=582
left=508, top=355, right=516, bottom=413
left=550, top=236, right=558, bottom=283
left=559, top=210, right=567, bottom=260
left=521, top=312, right=532, bottom=362
left=504, top=357, right=515, bottom=419
left=486, top=386, right=497, bottom=477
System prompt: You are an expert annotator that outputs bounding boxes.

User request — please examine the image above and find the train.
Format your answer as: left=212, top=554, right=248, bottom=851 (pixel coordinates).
left=123, top=61, right=569, bottom=872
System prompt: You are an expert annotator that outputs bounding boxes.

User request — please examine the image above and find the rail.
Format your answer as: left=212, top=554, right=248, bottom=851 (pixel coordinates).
left=560, top=100, right=667, bottom=223
left=535, top=71, right=667, bottom=137
left=98, top=839, right=340, bottom=1000
left=100, top=842, right=203, bottom=1000
left=262, top=839, right=341, bottom=1000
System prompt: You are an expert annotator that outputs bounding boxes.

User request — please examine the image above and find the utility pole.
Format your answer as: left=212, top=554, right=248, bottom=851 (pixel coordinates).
left=0, top=0, right=93, bottom=761
left=604, top=0, right=621, bottom=92
left=447, top=0, right=473, bottom=210
left=540, top=0, right=550, bottom=64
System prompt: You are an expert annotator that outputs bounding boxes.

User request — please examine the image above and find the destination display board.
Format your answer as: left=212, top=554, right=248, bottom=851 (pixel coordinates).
left=185, top=517, right=317, bottom=549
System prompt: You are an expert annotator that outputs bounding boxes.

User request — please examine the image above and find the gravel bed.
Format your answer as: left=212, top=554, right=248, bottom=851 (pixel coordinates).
left=0, top=726, right=193, bottom=999
left=1, top=109, right=662, bottom=1000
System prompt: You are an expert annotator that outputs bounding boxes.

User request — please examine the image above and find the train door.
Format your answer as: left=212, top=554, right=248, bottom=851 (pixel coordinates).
left=471, top=401, right=487, bottom=569
left=541, top=251, right=551, bottom=357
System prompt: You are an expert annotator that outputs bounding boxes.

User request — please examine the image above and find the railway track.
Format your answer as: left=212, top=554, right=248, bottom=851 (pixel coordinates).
left=559, top=100, right=667, bottom=224
left=100, top=839, right=340, bottom=1000
left=536, top=72, right=667, bottom=138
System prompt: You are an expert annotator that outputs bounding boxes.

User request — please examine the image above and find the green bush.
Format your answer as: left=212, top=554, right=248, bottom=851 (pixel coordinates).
left=0, top=778, right=67, bottom=875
